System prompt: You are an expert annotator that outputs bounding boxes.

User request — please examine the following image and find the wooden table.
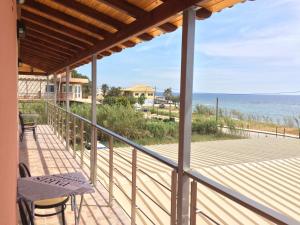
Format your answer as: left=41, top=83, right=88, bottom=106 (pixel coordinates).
left=18, top=172, right=94, bottom=225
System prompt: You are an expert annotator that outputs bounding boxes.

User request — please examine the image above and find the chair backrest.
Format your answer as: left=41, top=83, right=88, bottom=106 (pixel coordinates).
left=18, top=198, right=35, bottom=225
left=19, top=113, right=25, bottom=128
left=19, top=163, right=31, bottom=177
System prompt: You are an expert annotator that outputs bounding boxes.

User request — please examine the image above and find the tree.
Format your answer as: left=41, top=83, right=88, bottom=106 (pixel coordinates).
left=170, top=95, right=180, bottom=107
left=107, top=86, right=122, bottom=97
left=137, top=94, right=146, bottom=106
left=163, top=88, right=173, bottom=100
left=101, top=84, right=109, bottom=97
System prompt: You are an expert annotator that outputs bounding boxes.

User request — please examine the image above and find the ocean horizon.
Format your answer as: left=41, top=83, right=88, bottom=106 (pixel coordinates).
left=157, top=92, right=300, bottom=122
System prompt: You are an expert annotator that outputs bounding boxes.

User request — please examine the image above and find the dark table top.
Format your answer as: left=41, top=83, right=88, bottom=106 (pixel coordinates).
left=18, top=172, right=94, bottom=202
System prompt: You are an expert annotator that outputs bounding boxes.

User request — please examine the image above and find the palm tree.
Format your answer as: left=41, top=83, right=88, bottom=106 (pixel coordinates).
left=163, top=88, right=173, bottom=100
left=101, top=84, right=109, bottom=97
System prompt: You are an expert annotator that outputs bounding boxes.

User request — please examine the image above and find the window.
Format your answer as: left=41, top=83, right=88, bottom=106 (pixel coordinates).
left=135, top=93, right=139, bottom=96
left=148, top=93, right=153, bottom=96
left=62, top=85, right=72, bottom=92
left=74, top=85, right=81, bottom=98
left=45, top=84, right=54, bottom=92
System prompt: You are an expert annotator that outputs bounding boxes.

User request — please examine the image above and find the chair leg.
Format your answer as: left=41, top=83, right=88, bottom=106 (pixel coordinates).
left=61, top=205, right=66, bottom=225
left=33, top=129, right=37, bottom=141
left=20, top=129, right=24, bottom=142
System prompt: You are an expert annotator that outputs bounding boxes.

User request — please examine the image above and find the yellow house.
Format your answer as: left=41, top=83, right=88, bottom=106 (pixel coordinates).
left=123, top=84, right=155, bottom=99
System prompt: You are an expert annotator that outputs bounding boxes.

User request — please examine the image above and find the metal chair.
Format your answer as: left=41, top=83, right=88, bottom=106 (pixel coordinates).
left=18, top=198, right=35, bottom=225
left=19, top=113, right=37, bottom=141
left=18, top=163, right=69, bottom=225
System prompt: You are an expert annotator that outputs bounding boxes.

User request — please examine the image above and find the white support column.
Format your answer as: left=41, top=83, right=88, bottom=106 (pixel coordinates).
left=53, top=73, right=57, bottom=105
left=177, top=7, right=196, bottom=225
left=90, top=54, right=97, bottom=184
left=66, top=67, right=70, bottom=151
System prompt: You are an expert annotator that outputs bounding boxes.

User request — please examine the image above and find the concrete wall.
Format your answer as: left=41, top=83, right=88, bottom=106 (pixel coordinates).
left=0, top=1, right=18, bottom=224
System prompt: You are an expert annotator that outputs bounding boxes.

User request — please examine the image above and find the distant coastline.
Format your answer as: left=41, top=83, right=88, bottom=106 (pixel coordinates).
left=157, top=92, right=300, bottom=121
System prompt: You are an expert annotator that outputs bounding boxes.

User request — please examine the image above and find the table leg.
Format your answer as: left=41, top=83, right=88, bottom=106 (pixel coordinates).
left=73, top=195, right=78, bottom=225
left=31, top=201, right=35, bottom=221
left=77, top=195, right=84, bottom=224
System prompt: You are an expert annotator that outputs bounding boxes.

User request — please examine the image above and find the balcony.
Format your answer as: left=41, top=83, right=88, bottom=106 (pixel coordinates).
left=18, top=102, right=300, bottom=225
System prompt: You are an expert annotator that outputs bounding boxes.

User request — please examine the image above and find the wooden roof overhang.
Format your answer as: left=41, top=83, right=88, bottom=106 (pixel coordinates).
left=18, top=0, right=249, bottom=76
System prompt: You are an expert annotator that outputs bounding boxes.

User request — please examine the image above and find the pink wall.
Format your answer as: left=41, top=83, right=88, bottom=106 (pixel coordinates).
left=0, top=1, right=18, bottom=224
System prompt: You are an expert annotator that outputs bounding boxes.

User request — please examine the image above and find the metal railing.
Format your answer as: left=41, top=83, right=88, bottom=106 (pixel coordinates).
left=222, top=125, right=300, bottom=139
left=47, top=102, right=299, bottom=225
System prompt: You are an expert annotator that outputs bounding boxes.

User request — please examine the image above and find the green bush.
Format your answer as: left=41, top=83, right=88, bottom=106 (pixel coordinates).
left=19, top=101, right=47, bottom=124
left=145, top=121, right=178, bottom=138
left=103, top=96, right=136, bottom=107
left=194, top=104, right=215, bottom=116
left=192, top=117, right=218, bottom=134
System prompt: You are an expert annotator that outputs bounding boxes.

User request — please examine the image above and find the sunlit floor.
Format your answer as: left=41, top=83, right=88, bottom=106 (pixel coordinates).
left=20, top=125, right=300, bottom=225
left=19, top=125, right=130, bottom=225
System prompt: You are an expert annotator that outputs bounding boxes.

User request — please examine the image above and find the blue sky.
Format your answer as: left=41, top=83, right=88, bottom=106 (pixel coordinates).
left=77, top=0, right=300, bottom=94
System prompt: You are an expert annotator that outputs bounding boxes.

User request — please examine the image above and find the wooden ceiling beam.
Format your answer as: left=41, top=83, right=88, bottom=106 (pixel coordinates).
left=21, top=44, right=67, bottom=61
left=22, top=39, right=72, bottom=58
left=26, top=29, right=82, bottom=52
left=25, top=36, right=76, bottom=55
left=24, top=21, right=91, bottom=49
left=122, top=40, right=136, bottom=48
left=21, top=50, right=62, bottom=65
left=21, top=49, right=62, bottom=65
left=23, top=0, right=109, bottom=39
left=97, top=0, right=177, bottom=33
left=21, top=42, right=68, bottom=61
left=110, top=46, right=123, bottom=52
left=50, top=0, right=204, bottom=73
left=138, top=33, right=154, bottom=41
left=196, top=8, right=212, bottom=20
left=22, top=10, right=99, bottom=44
left=21, top=56, right=55, bottom=72
left=18, top=71, right=47, bottom=76
left=100, top=51, right=112, bottom=56
left=52, top=0, right=125, bottom=30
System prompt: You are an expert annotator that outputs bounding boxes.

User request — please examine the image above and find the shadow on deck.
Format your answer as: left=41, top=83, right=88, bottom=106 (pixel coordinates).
left=19, top=125, right=130, bottom=225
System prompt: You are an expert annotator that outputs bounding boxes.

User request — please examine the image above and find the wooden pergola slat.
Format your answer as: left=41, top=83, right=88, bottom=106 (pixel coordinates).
left=26, top=30, right=82, bottom=52
left=23, top=20, right=91, bottom=49
left=22, top=10, right=99, bottom=44
left=24, top=0, right=110, bottom=39
left=97, top=0, right=178, bottom=33
left=52, top=0, right=125, bottom=30
left=49, top=0, right=204, bottom=73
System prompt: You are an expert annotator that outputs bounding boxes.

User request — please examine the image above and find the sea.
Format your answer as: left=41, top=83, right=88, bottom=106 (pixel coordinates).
left=158, top=92, right=300, bottom=123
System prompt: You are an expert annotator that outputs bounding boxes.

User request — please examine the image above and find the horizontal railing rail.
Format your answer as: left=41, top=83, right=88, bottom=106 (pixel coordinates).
left=221, top=125, right=300, bottom=139
left=47, top=102, right=300, bottom=225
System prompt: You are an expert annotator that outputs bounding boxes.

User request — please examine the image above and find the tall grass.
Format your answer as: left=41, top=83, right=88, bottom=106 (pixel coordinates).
left=19, top=101, right=47, bottom=124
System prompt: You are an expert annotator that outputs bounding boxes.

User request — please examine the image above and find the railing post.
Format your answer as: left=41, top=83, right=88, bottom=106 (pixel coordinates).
left=90, top=53, right=98, bottom=184
left=73, top=115, right=76, bottom=158
left=190, top=180, right=197, bottom=225
left=90, top=126, right=98, bottom=184
left=276, top=127, right=277, bottom=138
left=61, top=110, right=64, bottom=140
left=284, top=128, right=286, bottom=138
left=109, top=136, right=114, bottom=206
left=54, top=107, right=57, bottom=134
left=80, top=120, right=84, bottom=168
left=131, top=148, right=137, bottom=225
left=66, top=112, right=70, bottom=150
left=170, top=170, right=177, bottom=225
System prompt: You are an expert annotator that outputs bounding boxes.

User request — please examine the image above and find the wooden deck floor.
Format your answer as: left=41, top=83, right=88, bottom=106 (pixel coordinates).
left=19, top=125, right=130, bottom=225
left=20, top=125, right=300, bottom=225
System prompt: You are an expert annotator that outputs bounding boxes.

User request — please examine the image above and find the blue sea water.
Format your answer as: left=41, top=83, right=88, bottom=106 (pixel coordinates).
left=158, top=92, right=300, bottom=122
left=192, top=93, right=300, bottom=122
